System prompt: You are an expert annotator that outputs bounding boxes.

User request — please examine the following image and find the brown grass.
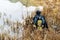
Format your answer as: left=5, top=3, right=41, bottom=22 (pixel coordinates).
left=0, top=0, right=60, bottom=40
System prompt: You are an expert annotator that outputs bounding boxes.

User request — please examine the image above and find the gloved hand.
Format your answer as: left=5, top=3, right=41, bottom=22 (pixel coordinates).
left=33, top=25, right=36, bottom=28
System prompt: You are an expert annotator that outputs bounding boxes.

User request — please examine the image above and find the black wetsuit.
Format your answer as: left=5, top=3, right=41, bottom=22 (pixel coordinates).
left=33, top=10, right=48, bottom=29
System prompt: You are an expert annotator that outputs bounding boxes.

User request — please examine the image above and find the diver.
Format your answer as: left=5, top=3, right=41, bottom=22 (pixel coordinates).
left=33, top=10, right=48, bottom=31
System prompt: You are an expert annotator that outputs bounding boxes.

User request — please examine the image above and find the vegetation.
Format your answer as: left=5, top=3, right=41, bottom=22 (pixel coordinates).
left=0, top=0, right=60, bottom=40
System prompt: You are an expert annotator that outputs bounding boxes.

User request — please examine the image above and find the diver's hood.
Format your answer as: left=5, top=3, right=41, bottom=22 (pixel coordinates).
left=36, top=10, right=41, bottom=15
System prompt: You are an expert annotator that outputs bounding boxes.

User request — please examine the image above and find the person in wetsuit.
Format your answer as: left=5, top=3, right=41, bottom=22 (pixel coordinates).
left=33, top=10, right=48, bottom=29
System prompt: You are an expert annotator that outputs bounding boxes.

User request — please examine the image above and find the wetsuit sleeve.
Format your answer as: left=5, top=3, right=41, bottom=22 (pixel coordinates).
left=41, top=16, right=45, bottom=24
left=42, top=16, right=48, bottom=29
left=33, top=15, right=37, bottom=25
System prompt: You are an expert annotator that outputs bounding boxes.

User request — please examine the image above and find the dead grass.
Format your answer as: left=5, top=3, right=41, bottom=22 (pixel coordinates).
left=0, top=0, right=60, bottom=40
